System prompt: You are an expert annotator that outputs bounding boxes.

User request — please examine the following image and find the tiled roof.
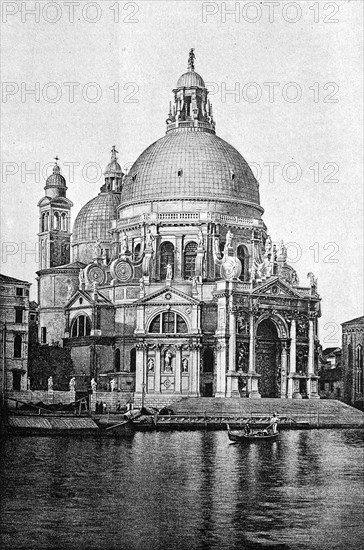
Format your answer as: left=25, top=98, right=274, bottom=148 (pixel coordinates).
left=342, top=316, right=364, bottom=326
left=0, top=273, right=30, bottom=285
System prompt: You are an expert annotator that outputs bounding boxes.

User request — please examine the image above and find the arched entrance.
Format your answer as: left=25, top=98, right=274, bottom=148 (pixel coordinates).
left=255, top=319, right=280, bottom=397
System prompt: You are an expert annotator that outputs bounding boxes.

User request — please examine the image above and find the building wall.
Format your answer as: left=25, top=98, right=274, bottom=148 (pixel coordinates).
left=0, top=278, right=31, bottom=392
left=342, top=319, right=364, bottom=405
left=38, top=271, right=79, bottom=344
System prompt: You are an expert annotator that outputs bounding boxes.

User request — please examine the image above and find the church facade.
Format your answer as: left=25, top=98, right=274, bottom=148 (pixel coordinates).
left=37, top=52, right=321, bottom=401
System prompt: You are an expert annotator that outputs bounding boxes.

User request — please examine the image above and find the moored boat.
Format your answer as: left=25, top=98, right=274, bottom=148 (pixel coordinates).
left=227, top=423, right=279, bottom=442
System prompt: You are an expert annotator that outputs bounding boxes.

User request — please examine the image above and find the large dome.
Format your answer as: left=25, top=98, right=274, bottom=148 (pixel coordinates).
left=121, top=131, right=260, bottom=206
left=72, top=192, right=120, bottom=244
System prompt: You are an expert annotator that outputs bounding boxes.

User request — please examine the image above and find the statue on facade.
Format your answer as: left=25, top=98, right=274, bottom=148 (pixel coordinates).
left=164, top=350, right=173, bottom=372
left=307, top=272, right=318, bottom=290
left=91, top=378, right=97, bottom=392
left=78, top=268, right=85, bottom=287
left=166, top=263, right=173, bottom=280
left=198, top=228, right=204, bottom=249
left=146, top=228, right=155, bottom=250
left=147, top=358, right=155, bottom=372
left=264, top=235, right=272, bottom=257
left=69, top=377, right=76, bottom=391
left=182, top=357, right=189, bottom=372
left=48, top=376, right=53, bottom=391
left=110, top=378, right=116, bottom=392
left=225, top=229, right=233, bottom=248
left=188, top=48, right=195, bottom=70
left=238, top=345, right=247, bottom=371
left=279, top=240, right=287, bottom=262
left=120, top=231, right=128, bottom=254
left=139, top=278, right=145, bottom=292
left=93, top=239, right=102, bottom=258
left=191, top=276, right=198, bottom=293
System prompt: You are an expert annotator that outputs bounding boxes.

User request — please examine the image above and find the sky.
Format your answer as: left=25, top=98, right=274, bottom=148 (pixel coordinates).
left=1, top=0, right=363, bottom=347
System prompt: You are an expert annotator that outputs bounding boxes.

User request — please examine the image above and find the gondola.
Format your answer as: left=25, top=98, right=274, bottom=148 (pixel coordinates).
left=227, top=423, right=279, bottom=442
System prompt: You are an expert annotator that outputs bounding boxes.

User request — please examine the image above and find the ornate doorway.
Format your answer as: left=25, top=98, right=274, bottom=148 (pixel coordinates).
left=255, top=319, right=280, bottom=397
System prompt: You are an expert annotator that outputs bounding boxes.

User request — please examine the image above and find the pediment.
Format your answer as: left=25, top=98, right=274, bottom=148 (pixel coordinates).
left=136, top=286, right=200, bottom=306
left=251, top=277, right=303, bottom=299
left=65, top=289, right=112, bottom=310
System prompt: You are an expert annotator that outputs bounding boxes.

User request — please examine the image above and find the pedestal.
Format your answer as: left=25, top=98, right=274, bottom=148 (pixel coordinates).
left=246, top=371, right=261, bottom=398
left=287, top=374, right=302, bottom=399
left=226, top=371, right=240, bottom=397
left=89, top=391, right=96, bottom=412
left=307, top=375, right=320, bottom=399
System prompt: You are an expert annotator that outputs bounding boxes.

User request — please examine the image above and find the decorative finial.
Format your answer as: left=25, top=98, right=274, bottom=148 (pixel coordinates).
left=188, top=48, right=195, bottom=70
left=111, top=145, right=118, bottom=160
left=53, top=156, right=60, bottom=173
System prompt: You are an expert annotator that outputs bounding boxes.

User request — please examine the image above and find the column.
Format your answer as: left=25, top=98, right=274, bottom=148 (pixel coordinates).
left=307, top=317, right=319, bottom=398
left=307, top=319, right=314, bottom=375
left=196, top=344, right=201, bottom=397
left=290, top=319, right=296, bottom=374
left=175, top=345, right=182, bottom=394
left=134, top=344, right=144, bottom=394
left=288, top=319, right=300, bottom=399
left=248, top=313, right=255, bottom=372
left=280, top=342, right=288, bottom=398
left=155, top=346, right=161, bottom=393
left=228, top=294, right=236, bottom=373
left=215, top=341, right=227, bottom=397
left=246, top=313, right=261, bottom=398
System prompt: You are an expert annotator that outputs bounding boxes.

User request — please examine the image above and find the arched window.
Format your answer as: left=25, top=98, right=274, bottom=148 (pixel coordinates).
left=148, top=312, right=188, bottom=334
left=14, top=334, right=22, bottom=358
left=71, top=315, right=91, bottom=337
left=184, top=242, right=197, bottom=279
left=203, top=348, right=214, bottom=373
left=237, top=245, right=249, bottom=281
left=54, top=211, right=60, bottom=230
left=61, top=213, right=67, bottom=231
left=114, top=348, right=121, bottom=372
left=41, top=213, right=46, bottom=232
left=133, top=243, right=141, bottom=261
left=130, top=348, right=136, bottom=373
left=160, top=242, right=174, bottom=279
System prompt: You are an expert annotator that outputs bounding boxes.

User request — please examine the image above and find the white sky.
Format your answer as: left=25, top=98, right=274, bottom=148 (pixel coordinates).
left=1, top=0, right=363, bottom=347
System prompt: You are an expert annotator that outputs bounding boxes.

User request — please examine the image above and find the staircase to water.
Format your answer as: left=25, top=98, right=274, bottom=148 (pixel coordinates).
left=160, top=397, right=364, bottom=428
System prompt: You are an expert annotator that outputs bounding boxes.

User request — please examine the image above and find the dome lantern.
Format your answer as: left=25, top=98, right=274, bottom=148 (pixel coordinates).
left=103, top=145, right=124, bottom=193
left=166, top=49, right=215, bottom=135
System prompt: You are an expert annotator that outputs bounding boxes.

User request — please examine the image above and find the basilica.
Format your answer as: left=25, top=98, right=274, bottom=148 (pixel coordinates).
left=37, top=51, right=321, bottom=402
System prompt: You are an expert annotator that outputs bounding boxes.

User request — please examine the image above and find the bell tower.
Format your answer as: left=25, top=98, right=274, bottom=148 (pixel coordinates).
left=37, top=157, right=73, bottom=269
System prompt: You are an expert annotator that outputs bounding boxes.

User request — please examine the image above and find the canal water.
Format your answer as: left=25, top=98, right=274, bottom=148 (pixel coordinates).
left=0, top=429, right=363, bottom=550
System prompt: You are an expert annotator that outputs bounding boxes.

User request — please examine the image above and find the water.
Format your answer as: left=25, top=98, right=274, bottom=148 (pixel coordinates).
left=0, top=429, right=363, bottom=550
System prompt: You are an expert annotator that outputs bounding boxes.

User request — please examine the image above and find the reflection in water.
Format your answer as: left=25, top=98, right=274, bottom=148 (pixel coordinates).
left=0, top=430, right=363, bottom=550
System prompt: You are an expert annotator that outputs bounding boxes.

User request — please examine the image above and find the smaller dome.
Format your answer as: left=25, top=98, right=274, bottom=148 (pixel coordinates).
left=176, top=70, right=205, bottom=89
left=104, top=145, right=123, bottom=176
left=104, top=159, right=122, bottom=174
left=72, top=192, right=120, bottom=245
left=45, top=164, right=66, bottom=188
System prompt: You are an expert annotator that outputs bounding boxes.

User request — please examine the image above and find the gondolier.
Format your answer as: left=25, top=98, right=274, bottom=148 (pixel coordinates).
left=269, top=413, right=279, bottom=434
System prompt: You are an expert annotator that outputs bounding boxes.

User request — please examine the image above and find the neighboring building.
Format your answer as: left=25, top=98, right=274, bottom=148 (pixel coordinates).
left=0, top=274, right=31, bottom=391
left=36, top=52, right=322, bottom=401
left=342, top=316, right=364, bottom=405
left=318, top=347, right=342, bottom=399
